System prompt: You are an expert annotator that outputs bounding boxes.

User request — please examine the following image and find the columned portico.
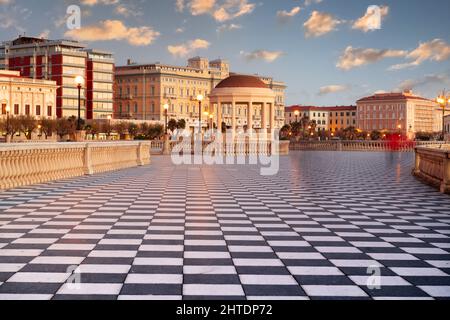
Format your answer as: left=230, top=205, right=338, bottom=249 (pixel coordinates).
left=209, top=75, right=277, bottom=134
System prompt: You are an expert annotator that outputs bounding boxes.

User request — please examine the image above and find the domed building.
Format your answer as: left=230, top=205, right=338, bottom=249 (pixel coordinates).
left=209, top=74, right=282, bottom=133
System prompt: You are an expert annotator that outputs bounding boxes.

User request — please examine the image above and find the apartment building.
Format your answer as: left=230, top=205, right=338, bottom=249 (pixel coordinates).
left=114, top=57, right=286, bottom=129
left=0, top=36, right=114, bottom=119
left=285, top=106, right=329, bottom=131
left=327, top=106, right=357, bottom=132
left=357, top=90, right=442, bottom=138
left=0, top=70, right=57, bottom=119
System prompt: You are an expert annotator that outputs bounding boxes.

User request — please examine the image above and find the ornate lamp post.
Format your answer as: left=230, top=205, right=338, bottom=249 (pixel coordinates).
left=197, top=94, right=204, bottom=135
left=74, top=75, right=85, bottom=131
left=437, top=92, right=450, bottom=141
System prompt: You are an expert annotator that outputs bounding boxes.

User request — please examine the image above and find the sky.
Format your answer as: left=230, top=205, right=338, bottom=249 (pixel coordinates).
left=1, top=0, right=450, bottom=106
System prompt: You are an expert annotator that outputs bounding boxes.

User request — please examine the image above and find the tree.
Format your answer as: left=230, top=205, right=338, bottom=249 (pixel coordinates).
left=370, top=130, right=382, bottom=141
left=128, top=122, right=139, bottom=140
left=56, top=117, right=76, bottom=140
left=39, top=118, right=57, bottom=139
left=280, top=124, right=291, bottom=140
left=18, top=115, right=37, bottom=140
left=168, top=119, right=178, bottom=132
left=0, top=116, right=21, bottom=142
left=177, top=119, right=186, bottom=130
left=101, top=121, right=114, bottom=138
left=85, top=120, right=100, bottom=139
left=114, top=121, right=128, bottom=139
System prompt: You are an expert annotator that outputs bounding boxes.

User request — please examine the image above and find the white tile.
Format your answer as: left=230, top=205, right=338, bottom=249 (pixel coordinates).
left=48, top=244, right=96, bottom=251
left=0, top=294, right=52, bottom=300
left=30, top=256, right=85, bottom=265
left=0, top=263, right=25, bottom=272
left=239, top=275, right=297, bottom=285
left=134, top=258, right=183, bottom=266
left=228, top=246, right=272, bottom=253
left=184, top=251, right=231, bottom=259
left=8, top=272, right=70, bottom=283
left=316, top=247, right=362, bottom=253
left=350, top=276, right=410, bottom=286
left=57, top=283, right=122, bottom=295
left=118, top=295, right=182, bottom=300
left=183, top=284, right=244, bottom=296
left=368, top=253, right=418, bottom=261
left=183, top=265, right=237, bottom=275
left=0, top=249, right=43, bottom=257
left=303, top=285, right=368, bottom=297
left=331, top=259, right=383, bottom=267
left=401, top=247, right=448, bottom=255
left=232, top=259, right=284, bottom=267
left=288, top=266, right=343, bottom=276
left=139, top=245, right=183, bottom=252
left=79, top=264, right=131, bottom=274
left=89, top=250, right=136, bottom=258
left=125, top=274, right=182, bottom=284
left=418, top=286, right=450, bottom=297
left=391, top=268, right=448, bottom=277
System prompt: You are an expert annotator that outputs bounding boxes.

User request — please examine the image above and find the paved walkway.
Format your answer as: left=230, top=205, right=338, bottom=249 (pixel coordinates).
left=0, top=152, right=449, bottom=300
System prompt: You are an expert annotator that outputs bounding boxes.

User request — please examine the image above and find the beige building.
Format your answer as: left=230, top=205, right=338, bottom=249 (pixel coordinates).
left=114, top=57, right=286, bottom=129
left=0, top=70, right=57, bottom=119
left=357, top=90, right=443, bottom=139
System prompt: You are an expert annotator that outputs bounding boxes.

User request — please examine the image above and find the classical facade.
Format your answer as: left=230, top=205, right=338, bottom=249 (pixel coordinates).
left=0, top=36, right=114, bottom=119
left=357, top=90, right=442, bottom=139
left=209, top=75, right=282, bottom=132
left=114, top=57, right=286, bottom=129
left=0, top=70, right=57, bottom=119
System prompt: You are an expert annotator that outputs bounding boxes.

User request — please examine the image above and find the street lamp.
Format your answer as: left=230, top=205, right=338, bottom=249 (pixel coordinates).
left=163, top=103, right=169, bottom=135
left=75, top=75, right=85, bottom=131
left=209, top=114, right=214, bottom=130
left=197, top=94, right=204, bottom=134
left=437, top=92, right=450, bottom=141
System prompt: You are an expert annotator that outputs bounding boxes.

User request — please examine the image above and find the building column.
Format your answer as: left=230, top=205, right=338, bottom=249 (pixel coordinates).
left=232, top=100, right=237, bottom=134
left=217, top=100, right=222, bottom=133
left=269, top=103, right=275, bottom=131
left=247, top=100, right=253, bottom=132
left=261, top=102, right=267, bottom=133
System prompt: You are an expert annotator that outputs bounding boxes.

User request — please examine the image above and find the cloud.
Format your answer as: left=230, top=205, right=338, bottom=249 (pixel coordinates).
left=217, top=23, right=241, bottom=32
left=0, top=0, right=13, bottom=4
left=65, top=20, right=160, bottom=46
left=37, top=29, right=50, bottom=39
left=352, top=5, right=389, bottom=32
left=304, top=0, right=323, bottom=6
left=337, top=46, right=407, bottom=70
left=175, top=27, right=185, bottom=33
left=390, top=39, right=450, bottom=70
left=176, top=0, right=185, bottom=12
left=180, top=0, right=255, bottom=22
left=241, top=50, right=284, bottom=62
left=168, top=39, right=210, bottom=58
left=115, top=4, right=142, bottom=17
left=396, top=73, right=450, bottom=92
left=318, top=85, right=350, bottom=96
left=277, top=6, right=301, bottom=23
left=80, top=0, right=119, bottom=6
left=304, top=11, right=342, bottom=38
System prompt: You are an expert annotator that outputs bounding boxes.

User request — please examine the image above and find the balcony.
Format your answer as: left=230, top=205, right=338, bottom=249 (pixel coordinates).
left=115, top=94, right=134, bottom=100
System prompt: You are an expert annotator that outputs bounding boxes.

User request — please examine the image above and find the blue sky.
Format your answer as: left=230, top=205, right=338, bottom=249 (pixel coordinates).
left=1, top=0, right=449, bottom=106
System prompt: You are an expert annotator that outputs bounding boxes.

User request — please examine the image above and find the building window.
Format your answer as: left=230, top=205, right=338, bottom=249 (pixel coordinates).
left=1, top=104, right=6, bottom=114
left=36, top=105, right=41, bottom=116
left=25, top=105, right=30, bottom=115
left=14, top=104, right=19, bottom=115
left=47, top=106, right=52, bottom=117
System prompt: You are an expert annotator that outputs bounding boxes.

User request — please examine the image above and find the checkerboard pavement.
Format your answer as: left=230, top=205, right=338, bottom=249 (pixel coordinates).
left=0, top=151, right=449, bottom=300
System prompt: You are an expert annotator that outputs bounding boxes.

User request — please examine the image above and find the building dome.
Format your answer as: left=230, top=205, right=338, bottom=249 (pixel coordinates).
left=216, top=74, right=268, bottom=89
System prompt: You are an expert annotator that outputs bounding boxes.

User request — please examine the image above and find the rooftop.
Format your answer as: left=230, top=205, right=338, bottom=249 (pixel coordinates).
left=215, top=74, right=269, bottom=89
left=357, top=91, right=434, bottom=103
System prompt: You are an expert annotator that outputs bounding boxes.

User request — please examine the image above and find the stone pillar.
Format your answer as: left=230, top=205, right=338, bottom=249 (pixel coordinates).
left=84, top=143, right=93, bottom=175
left=261, top=102, right=267, bottom=133
left=269, top=103, right=275, bottom=132
left=217, top=100, right=222, bottom=133
left=232, top=100, right=237, bottom=134
left=414, top=149, right=421, bottom=175
left=247, top=101, right=253, bottom=132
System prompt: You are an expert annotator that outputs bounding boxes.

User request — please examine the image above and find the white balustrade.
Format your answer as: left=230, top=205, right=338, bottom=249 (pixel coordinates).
left=0, top=142, right=151, bottom=190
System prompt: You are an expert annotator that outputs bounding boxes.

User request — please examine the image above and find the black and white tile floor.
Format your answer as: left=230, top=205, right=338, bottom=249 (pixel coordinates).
left=0, top=152, right=449, bottom=300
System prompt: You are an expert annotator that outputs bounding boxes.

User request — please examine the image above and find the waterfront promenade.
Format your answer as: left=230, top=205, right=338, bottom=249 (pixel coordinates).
left=0, top=152, right=449, bottom=300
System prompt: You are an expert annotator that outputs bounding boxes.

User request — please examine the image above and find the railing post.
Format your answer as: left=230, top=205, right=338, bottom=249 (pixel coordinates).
left=441, top=152, right=450, bottom=193
left=84, top=143, right=93, bottom=175
left=414, top=148, right=421, bottom=176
